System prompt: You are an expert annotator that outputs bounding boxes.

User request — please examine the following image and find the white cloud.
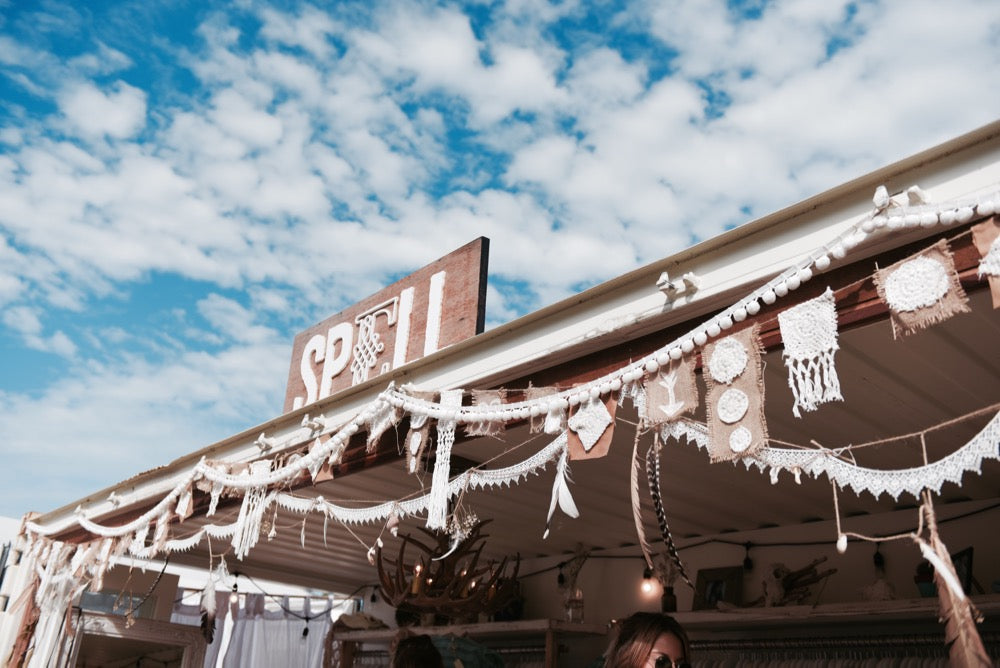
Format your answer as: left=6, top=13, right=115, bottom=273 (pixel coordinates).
left=57, top=81, right=147, bottom=140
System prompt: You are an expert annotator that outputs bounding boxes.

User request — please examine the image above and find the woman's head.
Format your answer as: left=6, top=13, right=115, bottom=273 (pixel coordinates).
left=392, top=633, right=444, bottom=668
left=604, top=612, right=691, bottom=668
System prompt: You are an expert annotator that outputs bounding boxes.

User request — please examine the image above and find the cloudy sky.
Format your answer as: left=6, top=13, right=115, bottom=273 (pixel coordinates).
left=1, top=0, right=998, bottom=518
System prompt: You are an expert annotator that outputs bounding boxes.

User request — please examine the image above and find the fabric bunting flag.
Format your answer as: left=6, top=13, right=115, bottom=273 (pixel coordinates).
left=777, top=287, right=844, bottom=418
left=972, top=218, right=1000, bottom=308
left=641, top=357, right=698, bottom=425
left=703, top=324, right=768, bottom=462
left=874, top=239, right=971, bottom=339
left=567, top=395, right=616, bottom=460
left=464, top=389, right=507, bottom=438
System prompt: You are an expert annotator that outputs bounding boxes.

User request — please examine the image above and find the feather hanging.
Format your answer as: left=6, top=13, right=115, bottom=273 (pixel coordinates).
left=629, top=427, right=656, bottom=571
left=543, top=447, right=579, bottom=538
left=918, top=497, right=991, bottom=667
left=646, top=432, right=693, bottom=589
left=199, top=574, right=216, bottom=644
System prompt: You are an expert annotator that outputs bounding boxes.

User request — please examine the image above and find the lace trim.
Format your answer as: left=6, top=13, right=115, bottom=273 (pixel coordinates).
left=664, top=412, right=1000, bottom=501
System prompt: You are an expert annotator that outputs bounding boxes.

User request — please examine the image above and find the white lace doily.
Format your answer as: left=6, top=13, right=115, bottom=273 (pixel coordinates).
left=729, top=426, right=752, bottom=453
left=778, top=287, right=838, bottom=360
left=717, top=388, right=749, bottom=424
left=708, top=337, right=748, bottom=384
left=883, top=256, right=949, bottom=312
left=568, top=397, right=612, bottom=451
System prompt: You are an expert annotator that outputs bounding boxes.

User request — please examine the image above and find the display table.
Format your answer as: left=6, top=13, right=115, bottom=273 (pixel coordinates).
left=329, top=618, right=608, bottom=667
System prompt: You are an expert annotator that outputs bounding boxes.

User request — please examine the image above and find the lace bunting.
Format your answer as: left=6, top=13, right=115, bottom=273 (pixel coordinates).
left=874, top=239, right=971, bottom=339
left=778, top=287, right=844, bottom=417
left=972, top=217, right=1000, bottom=308
left=464, top=389, right=507, bottom=438
left=703, top=324, right=767, bottom=461
left=641, top=357, right=698, bottom=425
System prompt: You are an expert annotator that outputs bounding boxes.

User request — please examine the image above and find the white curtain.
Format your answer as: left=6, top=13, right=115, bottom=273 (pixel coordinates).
left=173, top=592, right=332, bottom=668
left=222, top=593, right=331, bottom=668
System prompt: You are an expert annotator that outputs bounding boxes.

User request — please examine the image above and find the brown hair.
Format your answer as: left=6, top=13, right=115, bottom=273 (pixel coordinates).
left=603, top=612, right=691, bottom=668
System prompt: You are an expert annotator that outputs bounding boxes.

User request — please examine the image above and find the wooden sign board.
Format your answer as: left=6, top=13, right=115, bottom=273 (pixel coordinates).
left=284, top=238, right=489, bottom=412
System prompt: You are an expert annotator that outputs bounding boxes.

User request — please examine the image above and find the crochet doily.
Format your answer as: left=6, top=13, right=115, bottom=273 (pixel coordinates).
left=729, top=426, right=752, bottom=453
left=778, top=287, right=838, bottom=360
left=707, top=337, right=748, bottom=384
left=883, top=256, right=949, bottom=312
left=717, top=388, right=749, bottom=424
left=568, top=397, right=612, bottom=451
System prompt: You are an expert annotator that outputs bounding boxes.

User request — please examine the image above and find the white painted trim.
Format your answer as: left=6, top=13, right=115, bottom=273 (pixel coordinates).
left=424, top=270, right=446, bottom=356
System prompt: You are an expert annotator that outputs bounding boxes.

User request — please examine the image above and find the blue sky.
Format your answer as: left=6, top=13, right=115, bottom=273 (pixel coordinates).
left=1, top=0, right=998, bottom=518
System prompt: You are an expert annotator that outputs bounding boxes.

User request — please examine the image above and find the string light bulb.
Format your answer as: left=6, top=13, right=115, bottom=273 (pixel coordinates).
left=641, top=566, right=654, bottom=594
left=229, top=583, right=239, bottom=606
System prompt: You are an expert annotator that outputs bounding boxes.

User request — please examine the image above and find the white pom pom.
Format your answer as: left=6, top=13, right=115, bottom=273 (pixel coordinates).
left=733, top=307, right=747, bottom=322
left=681, top=338, right=695, bottom=353
left=599, top=382, right=612, bottom=395
left=762, top=290, right=777, bottom=305
left=831, top=243, right=846, bottom=259
left=786, top=275, right=801, bottom=291
left=872, top=215, right=887, bottom=229
left=656, top=352, right=670, bottom=366
left=977, top=200, right=996, bottom=216
left=939, top=209, right=957, bottom=225
left=872, top=185, right=890, bottom=210
left=568, top=394, right=580, bottom=407
left=861, top=219, right=874, bottom=233
left=706, top=323, right=721, bottom=338
left=904, top=213, right=920, bottom=228
left=887, top=216, right=903, bottom=230
left=774, top=282, right=789, bottom=298
left=836, top=534, right=848, bottom=554
left=956, top=206, right=974, bottom=223
left=814, top=255, right=831, bottom=271
left=645, top=359, right=659, bottom=374
left=669, top=347, right=682, bottom=360
left=589, top=386, right=601, bottom=400
left=610, top=378, right=622, bottom=392
left=746, top=300, right=761, bottom=315
left=693, top=331, right=708, bottom=346
left=919, top=212, right=938, bottom=227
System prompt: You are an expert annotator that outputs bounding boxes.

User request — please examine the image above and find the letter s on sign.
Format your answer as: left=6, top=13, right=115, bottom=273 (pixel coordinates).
left=295, top=334, right=326, bottom=410
left=320, top=322, right=353, bottom=399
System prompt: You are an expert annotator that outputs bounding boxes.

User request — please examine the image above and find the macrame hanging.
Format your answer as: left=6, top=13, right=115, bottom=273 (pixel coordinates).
left=641, top=357, right=698, bottom=425
left=703, top=324, right=768, bottom=461
left=971, top=217, right=1000, bottom=308
left=874, top=239, right=971, bottom=339
left=426, top=389, right=463, bottom=531
left=777, top=287, right=844, bottom=418
left=232, top=461, right=276, bottom=560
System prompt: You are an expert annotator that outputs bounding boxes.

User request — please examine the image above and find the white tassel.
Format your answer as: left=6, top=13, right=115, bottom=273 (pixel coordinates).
left=427, top=390, right=463, bottom=531
left=544, top=403, right=567, bottom=435
left=543, top=447, right=579, bottom=539
left=787, top=350, right=843, bottom=418
left=231, top=462, right=275, bottom=560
